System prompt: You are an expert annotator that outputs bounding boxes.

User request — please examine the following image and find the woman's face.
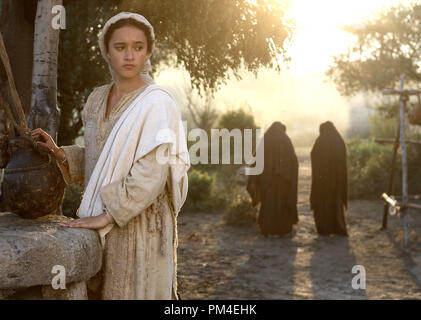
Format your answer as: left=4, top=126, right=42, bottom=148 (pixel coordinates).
left=106, top=25, right=149, bottom=81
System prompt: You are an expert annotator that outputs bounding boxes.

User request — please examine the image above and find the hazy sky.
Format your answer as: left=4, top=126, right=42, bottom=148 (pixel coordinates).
left=156, top=0, right=413, bottom=145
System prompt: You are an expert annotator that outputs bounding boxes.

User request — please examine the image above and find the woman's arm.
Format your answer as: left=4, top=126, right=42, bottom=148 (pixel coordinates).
left=60, top=212, right=112, bottom=229
left=30, top=128, right=85, bottom=185
left=57, top=144, right=85, bottom=185
left=50, top=88, right=99, bottom=185
left=99, top=144, right=170, bottom=228
left=62, top=144, right=170, bottom=230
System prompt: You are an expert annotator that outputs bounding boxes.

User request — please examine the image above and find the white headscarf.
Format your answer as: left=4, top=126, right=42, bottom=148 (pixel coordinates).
left=98, top=12, right=155, bottom=85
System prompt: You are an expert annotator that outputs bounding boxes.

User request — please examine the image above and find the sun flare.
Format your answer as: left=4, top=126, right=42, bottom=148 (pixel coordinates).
left=285, top=0, right=412, bottom=77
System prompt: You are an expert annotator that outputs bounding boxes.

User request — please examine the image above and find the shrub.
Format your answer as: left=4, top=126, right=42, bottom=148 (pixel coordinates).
left=223, top=187, right=257, bottom=227
left=347, top=138, right=390, bottom=199
left=218, top=106, right=257, bottom=131
left=347, top=137, right=421, bottom=199
left=182, top=168, right=227, bottom=212
left=347, top=109, right=421, bottom=199
left=216, top=106, right=259, bottom=167
left=183, top=105, right=260, bottom=212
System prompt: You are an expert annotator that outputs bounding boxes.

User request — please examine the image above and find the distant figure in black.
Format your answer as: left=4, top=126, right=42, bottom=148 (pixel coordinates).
left=247, top=121, right=299, bottom=237
left=310, top=121, right=348, bottom=236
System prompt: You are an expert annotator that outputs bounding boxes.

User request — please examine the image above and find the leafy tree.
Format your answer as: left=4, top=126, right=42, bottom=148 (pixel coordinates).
left=326, top=2, right=421, bottom=96
left=217, top=106, right=259, bottom=163
left=57, top=0, right=294, bottom=145
left=214, top=106, right=259, bottom=185
left=58, top=0, right=117, bottom=145
left=218, top=106, right=258, bottom=131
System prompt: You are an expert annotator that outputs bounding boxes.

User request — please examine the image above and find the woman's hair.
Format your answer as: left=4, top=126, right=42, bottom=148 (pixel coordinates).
left=104, top=18, right=154, bottom=54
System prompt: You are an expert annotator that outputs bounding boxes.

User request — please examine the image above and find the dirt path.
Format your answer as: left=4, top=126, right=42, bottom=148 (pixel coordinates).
left=177, top=148, right=421, bottom=299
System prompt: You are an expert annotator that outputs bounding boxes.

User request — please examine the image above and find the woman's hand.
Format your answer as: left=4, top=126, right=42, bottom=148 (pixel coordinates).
left=60, top=213, right=112, bottom=230
left=30, top=128, right=64, bottom=161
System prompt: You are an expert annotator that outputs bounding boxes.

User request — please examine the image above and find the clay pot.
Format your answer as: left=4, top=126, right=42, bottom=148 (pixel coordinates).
left=1, top=136, right=65, bottom=219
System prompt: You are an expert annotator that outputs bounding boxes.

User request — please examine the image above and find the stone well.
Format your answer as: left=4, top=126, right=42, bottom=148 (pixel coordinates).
left=0, top=212, right=102, bottom=299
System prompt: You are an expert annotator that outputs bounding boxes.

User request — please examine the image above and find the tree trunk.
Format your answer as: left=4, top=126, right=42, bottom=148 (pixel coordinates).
left=27, top=0, right=62, bottom=142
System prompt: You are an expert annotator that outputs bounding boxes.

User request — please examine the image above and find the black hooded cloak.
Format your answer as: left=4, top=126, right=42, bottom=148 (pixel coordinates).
left=247, top=122, right=299, bottom=236
left=310, top=121, right=348, bottom=236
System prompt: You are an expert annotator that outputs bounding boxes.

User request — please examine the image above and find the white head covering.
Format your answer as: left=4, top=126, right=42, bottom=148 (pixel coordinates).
left=98, top=12, right=155, bottom=85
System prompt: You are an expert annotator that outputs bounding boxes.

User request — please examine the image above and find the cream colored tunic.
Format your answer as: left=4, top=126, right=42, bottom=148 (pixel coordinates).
left=58, top=83, right=178, bottom=300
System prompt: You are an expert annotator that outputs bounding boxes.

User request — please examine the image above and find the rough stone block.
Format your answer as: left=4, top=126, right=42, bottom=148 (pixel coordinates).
left=42, top=281, right=88, bottom=300
left=0, top=212, right=102, bottom=289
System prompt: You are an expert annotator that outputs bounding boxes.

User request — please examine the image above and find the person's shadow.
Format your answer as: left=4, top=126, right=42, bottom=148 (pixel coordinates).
left=309, top=234, right=367, bottom=300
left=211, top=230, right=299, bottom=299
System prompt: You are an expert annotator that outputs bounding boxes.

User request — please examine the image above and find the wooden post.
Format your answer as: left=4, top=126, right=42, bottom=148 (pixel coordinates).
left=381, top=123, right=400, bottom=229
left=399, top=75, right=409, bottom=249
left=381, top=77, right=420, bottom=248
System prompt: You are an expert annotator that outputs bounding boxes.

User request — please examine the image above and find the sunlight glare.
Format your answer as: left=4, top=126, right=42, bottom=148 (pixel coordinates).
left=286, top=0, right=413, bottom=77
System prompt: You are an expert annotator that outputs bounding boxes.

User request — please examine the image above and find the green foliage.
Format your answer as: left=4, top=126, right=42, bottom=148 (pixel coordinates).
left=347, top=110, right=421, bottom=199
left=206, top=107, right=258, bottom=222
left=189, top=105, right=260, bottom=172
left=184, top=101, right=260, bottom=213
left=61, top=183, right=83, bottom=218
left=182, top=168, right=226, bottom=212
left=368, top=111, right=398, bottom=138
left=223, top=186, right=257, bottom=227
left=121, top=0, right=294, bottom=91
left=218, top=106, right=258, bottom=131
left=327, top=2, right=421, bottom=95
left=58, top=0, right=293, bottom=145
left=347, top=138, right=394, bottom=199
left=215, top=106, right=259, bottom=166
left=58, top=0, right=116, bottom=146
left=212, top=106, right=259, bottom=199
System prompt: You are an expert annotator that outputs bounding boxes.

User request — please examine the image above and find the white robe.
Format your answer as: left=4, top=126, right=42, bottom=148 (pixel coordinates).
left=58, top=83, right=189, bottom=299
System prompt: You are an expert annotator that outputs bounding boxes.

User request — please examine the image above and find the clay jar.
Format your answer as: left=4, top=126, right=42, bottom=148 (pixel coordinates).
left=1, top=136, right=65, bottom=218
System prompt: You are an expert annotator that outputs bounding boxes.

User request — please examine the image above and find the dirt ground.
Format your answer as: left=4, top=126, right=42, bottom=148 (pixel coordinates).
left=177, top=148, right=421, bottom=300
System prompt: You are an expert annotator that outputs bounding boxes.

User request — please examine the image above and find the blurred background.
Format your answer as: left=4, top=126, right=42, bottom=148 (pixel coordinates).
left=3, top=0, right=420, bottom=220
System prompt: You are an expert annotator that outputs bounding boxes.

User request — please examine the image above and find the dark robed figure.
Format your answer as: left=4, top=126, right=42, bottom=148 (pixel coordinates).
left=247, top=122, right=299, bottom=236
left=310, top=121, right=348, bottom=236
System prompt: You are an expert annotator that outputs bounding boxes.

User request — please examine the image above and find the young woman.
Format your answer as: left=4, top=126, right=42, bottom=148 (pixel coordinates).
left=30, top=12, right=190, bottom=299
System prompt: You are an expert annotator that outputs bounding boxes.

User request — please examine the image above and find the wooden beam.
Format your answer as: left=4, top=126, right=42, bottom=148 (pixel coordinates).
left=393, top=194, right=421, bottom=200
left=375, top=138, right=421, bottom=145
left=383, top=89, right=421, bottom=96
left=406, top=203, right=421, bottom=211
